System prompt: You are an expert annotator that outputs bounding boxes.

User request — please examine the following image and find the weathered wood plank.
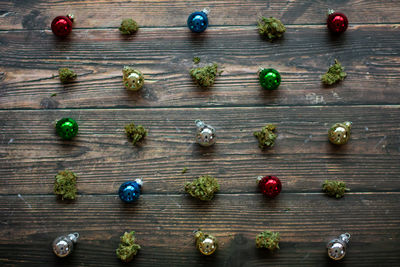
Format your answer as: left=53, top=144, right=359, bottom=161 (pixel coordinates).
left=1, top=26, right=399, bottom=109
left=1, top=0, right=400, bottom=30
left=1, top=106, right=399, bottom=195
left=0, top=193, right=399, bottom=266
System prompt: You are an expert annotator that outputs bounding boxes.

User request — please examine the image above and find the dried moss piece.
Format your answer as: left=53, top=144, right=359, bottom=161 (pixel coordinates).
left=190, top=63, right=219, bottom=88
left=116, top=231, right=141, bottom=262
left=185, top=175, right=220, bottom=201
left=321, top=59, right=347, bottom=85
left=54, top=170, right=77, bottom=200
left=125, top=122, right=147, bottom=146
left=256, top=230, right=280, bottom=251
left=58, top=68, right=77, bottom=83
left=257, top=16, right=286, bottom=41
left=119, top=18, right=139, bottom=35
left=193, top=56, right=201, bottom=64
left=254, top=124, right=277, bottom=149
left=322, top=180, right=349, bottom=198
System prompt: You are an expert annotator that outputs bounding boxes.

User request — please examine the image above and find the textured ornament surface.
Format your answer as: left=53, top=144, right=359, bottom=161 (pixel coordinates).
left=327, top=233, right=350, bottom=260
left=259, top=68, right=281, bottom=90
left=328, top=121, right=351, bottom=145
left=195, top=120, right=216, bottom=146
left=187, top=11, right=208, bottom=33
left=122, top=66, right=144, bottom=90
left=194, top=230, right=217, bottom=255
left=52, top=233, right=79, bottom=257
left=51, top=16, right=73, bottom=37
left=119, top=180, right=142, bottom=203
left=327, top=12, right=348, bottom=34
left=56, top=118, right=78, bottom=140
left=258, top=176, right=282, bottom=198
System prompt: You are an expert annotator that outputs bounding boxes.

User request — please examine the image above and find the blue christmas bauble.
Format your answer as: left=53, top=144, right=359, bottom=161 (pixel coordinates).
left=187, top=11, right=208, bottom=33
left=118, top=180, right=142, bottom=203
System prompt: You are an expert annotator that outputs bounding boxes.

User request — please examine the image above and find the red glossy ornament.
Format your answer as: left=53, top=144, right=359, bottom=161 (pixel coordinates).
left=327, top=11, right=348, bottom=34
left=257, top=176, right=282, bottom=198
left=51, top=15, right=74, bottom=37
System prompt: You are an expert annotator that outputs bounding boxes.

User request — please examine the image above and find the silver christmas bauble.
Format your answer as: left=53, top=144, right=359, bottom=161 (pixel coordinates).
left=52, top=232, right=79, bottom=257
left=195, top=120, right=216, bottom=147
left=327, top=233, right=350, bottom=260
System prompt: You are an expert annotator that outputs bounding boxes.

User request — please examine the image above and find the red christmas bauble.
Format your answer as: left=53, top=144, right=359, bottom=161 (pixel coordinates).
left=258, top=176, right=282, bottom=198
left=51, top=16, right=73, bottom=37
left=327, top=12, right=348, bottom=34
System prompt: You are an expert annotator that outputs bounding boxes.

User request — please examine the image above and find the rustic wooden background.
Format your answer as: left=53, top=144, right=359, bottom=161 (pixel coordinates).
left=0, top=0, right=399, bottom=266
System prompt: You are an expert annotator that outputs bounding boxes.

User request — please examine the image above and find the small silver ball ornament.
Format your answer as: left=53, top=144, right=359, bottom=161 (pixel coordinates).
left=52, top=232, right=79, bottom=257
left=195, top=120, right=216, bottom=147
left=327, top=233, right=350, bottom=260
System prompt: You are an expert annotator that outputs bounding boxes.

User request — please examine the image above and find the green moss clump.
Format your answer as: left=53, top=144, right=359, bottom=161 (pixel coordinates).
left=116, top=231, right=141, bottom=262
left=185, top=175, right=220, bottom=201
left=54, top=170, right=77, bottom=200
left=182, top=167, right=188, bottom=174
left=256, top=230, right=280, bottom=251
left=190, top=63, right=219, bottom=88
left=193, top=57, right=201, bottom=64
left=322, top=180, right=349, bottom=198
left=254, top=124, right=277, bottom=149
left=321, top=59, right=347, bottom=85
left=125, top=122, right=147, bottom=146
left=58, top=68, right=77, bottom=83
left=119, top=18, right=139, bottom=35
left=257, top=16, right=286, bottom=41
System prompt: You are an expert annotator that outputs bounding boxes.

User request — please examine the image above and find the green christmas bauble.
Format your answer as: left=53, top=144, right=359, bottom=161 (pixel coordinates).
left=56, top=118, right=78, bottom=140
left=259, top=68, right=281, bottom=90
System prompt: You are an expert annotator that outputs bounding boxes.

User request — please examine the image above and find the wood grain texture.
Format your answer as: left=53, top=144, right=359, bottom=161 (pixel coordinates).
left=1, top=106, right=399, bottom=195
left=1, top=0, right=400, bottom=30
left=1, top=26, right=399, bottom=109
left=0, top=193, right=399, bottom=266
left=1, top=0, right=400, bottom=266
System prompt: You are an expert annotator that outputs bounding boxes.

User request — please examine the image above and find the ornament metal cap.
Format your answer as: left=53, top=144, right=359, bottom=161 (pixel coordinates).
left=66, top=14, right=75, bottom=22
left=52, top=232, right=79, bottom=257
left=201, top=7, right=210, bottom=15
left=195, top=120, right=216, bottom=147
left=327, top=233, right=350, bottom=261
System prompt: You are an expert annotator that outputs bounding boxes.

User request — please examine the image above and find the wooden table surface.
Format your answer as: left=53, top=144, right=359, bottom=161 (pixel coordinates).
left=1, top=1, right=399, bottom=266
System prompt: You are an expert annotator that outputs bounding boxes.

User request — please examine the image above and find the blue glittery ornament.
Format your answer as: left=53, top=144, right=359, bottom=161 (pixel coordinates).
left=187, top=8, right=209, bottom=33
left=118, top=179, right=142, bottom=203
